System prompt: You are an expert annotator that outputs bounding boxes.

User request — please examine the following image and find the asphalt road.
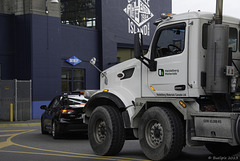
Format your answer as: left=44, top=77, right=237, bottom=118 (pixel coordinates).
left=0, top=124, right=239, bottom=161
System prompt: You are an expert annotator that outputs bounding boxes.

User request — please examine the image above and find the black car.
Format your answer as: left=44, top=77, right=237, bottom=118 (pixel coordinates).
left=40, top=93, right=88, bottom=139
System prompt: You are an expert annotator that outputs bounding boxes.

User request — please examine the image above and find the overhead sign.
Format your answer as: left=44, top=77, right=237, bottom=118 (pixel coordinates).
left=123, top=0, right=154, bottom=36
left=66, top=56, right=82, bottom=66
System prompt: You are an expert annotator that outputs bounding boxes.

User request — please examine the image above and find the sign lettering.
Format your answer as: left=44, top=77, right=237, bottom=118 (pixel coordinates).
left=124, top=0, right=154, bottom=36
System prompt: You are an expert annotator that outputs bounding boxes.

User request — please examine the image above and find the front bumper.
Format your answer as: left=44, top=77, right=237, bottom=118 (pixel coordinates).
left=58, top=117, right=88, bottom=132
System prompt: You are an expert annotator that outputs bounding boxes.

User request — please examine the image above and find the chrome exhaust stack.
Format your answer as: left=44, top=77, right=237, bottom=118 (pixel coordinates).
left=215, top=0, right=223, bottom=24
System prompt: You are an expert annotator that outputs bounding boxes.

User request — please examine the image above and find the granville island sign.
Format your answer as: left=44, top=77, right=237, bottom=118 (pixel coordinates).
left=123, top=0, right=154, bottom=36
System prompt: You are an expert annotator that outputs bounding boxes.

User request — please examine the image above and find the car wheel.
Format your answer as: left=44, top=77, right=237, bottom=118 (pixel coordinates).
left=88, top=105, right=125, bottom=156
left=41, top=119, right=48, bottom=134
left=139, top=106, right=184, bottom=161
left=52, top=120, right=61, bottom=139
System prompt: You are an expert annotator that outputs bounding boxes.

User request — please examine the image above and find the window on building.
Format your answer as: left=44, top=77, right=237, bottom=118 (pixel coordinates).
left=61, top=68, right=85, bottom=93
left=60, top=0, right=96, bottom=28
left=117, top=48, right=134, bottom=63
left=117, top=48, right=148, bottom=63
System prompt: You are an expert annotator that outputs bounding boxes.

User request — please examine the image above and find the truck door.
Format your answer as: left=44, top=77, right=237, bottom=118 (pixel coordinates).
left=144, top=22, right=189, bottom=97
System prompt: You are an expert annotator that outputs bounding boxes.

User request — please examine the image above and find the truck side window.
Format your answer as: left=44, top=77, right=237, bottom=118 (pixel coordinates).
left=153, top=23, right=186, bottom=58
left=202, top=24, right=238, bottom=52
left=229, top=28, right=237, bottom=52
left=202, top=24, right=208, bottom=49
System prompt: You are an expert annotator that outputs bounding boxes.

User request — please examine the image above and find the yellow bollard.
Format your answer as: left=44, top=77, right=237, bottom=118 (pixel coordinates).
left=10, top=103, right=13, bottom=122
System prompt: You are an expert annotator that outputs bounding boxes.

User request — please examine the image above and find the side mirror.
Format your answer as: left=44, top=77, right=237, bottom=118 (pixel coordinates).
left=89, top=57, right=102, bottom=73
left=40, top=105, right=47, bottom=110
left=134, top=33, right=157, bottom=71
left=89, top=57, right=108, bottom=85
left=134, top=32, right=143, bottom=59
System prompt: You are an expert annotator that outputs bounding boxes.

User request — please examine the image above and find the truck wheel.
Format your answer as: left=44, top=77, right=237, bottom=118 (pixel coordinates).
left=139, top=106, right=184, bottom=161
left=205, top=142, right=240, bottom=156
left=88, top=105, right=125, bottom=155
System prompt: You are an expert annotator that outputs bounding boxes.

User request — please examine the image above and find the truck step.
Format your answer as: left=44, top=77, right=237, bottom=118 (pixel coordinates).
left=191, top=136, right=230, bottom=143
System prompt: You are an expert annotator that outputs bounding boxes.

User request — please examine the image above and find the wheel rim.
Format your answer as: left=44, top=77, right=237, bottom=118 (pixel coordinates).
left=94, top=119, right=107, bottom=144
left=52, top=122, right=55, bottom=137
left=145, top=120, right=164, bottom=148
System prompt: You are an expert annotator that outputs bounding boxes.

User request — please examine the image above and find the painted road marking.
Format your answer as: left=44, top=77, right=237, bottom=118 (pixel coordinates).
left=0, top=141, right=13, bottom=149
left=0, top=134, right=15, bottom=137
left=0, top=130, right=29, bottom=133
left=0, top=130, right=28, bottom=132
left=0, top=123, right=40, bottom=128
left=0, top=129, right=149, bottom=161
left=0, top=130, right=33, bottom=149
left=0, top=150, right=147, bottom=161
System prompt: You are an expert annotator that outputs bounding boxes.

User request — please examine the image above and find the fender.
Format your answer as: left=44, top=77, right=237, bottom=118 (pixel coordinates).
left=84, top=91, right=132, bottom=128
left=85, top=92, right=125, bottom=116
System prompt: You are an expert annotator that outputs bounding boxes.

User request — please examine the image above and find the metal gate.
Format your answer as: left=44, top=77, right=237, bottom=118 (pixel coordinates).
left=0, top=80, right=32, bottom=121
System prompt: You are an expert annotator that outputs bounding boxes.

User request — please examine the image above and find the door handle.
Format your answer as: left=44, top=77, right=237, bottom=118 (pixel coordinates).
left=175, top=85, right=186, bottom=91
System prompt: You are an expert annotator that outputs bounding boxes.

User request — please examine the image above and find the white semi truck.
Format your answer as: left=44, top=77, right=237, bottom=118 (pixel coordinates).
left=84, top=0, right=240, bottom=160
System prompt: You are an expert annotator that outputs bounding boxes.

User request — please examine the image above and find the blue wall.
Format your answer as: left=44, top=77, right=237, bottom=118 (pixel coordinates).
left=31, top=15, right=61, bottom=102
left=0, top=14, right=15, bottom=79
left=60, top=24, right=100, bottom=90
left=30, top=15, right=99, bottom=119
left=0, top=14, right=32, bottom=80
left=15, top=14, right=32, bottom=80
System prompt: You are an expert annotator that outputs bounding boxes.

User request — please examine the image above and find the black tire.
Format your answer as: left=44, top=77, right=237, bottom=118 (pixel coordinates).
left=52, top=120, right=61, bottom=139
left=41, top=120, right=48, bottom=134
left=88, top=105, right=125, bottom=156
left=205, top=142, right=240, bottom=156
left=139, top=106, right=184, bottom=161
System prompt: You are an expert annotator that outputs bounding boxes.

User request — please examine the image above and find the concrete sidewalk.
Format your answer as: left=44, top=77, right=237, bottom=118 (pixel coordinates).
left=0, top=119, right=40, bottom=127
